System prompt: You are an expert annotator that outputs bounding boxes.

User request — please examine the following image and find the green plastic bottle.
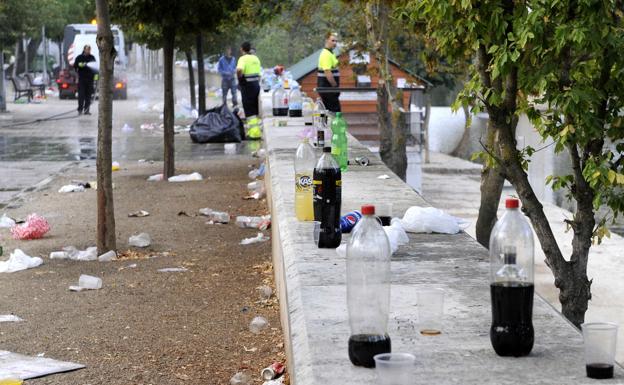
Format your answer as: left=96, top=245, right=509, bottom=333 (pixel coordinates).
left=331, top=112, right=348, bottom=172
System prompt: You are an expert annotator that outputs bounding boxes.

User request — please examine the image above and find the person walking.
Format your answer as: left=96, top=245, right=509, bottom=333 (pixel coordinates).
left=217, top=47, right=238, bottom=108
left=317, top=32, right=341, bottom=113
left=73, top=45, right=96, bottom=115
left=236, top=42, right=262, bottom=139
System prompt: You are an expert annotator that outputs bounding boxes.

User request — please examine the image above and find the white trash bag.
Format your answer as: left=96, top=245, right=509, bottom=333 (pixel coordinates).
left=399, top=206, right=469, bottom=234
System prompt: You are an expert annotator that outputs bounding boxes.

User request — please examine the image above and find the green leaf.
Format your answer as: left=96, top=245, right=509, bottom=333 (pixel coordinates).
left=608, top=170, right=617, bottom=184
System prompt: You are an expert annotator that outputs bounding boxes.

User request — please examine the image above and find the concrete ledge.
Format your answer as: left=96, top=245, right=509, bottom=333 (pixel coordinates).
left=263, top=116, right=623, bottom=384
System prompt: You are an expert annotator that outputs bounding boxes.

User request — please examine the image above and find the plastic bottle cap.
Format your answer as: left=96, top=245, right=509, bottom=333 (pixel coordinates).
left=323, top=146, right=332, bottom=153
left=506, top=198, right=519, bottom=209
left=361, top=205, right=375, bottom=215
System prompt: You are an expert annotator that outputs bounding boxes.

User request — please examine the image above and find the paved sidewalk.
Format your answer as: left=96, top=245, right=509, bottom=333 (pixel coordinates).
left=421, top=152, right=624, bottom=363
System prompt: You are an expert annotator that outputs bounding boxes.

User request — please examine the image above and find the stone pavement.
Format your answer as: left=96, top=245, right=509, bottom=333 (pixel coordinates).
left=421, top=152, right=624, bottom=363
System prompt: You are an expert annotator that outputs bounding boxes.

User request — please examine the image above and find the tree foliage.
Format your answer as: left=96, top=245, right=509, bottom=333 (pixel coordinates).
left=402, top=0, right=624, bottom=326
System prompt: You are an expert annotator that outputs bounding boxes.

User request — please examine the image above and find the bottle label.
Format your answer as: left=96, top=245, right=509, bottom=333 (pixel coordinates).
left=331, top=147, right=340, bottom=156
left=296, top=173, right=313, bottom=192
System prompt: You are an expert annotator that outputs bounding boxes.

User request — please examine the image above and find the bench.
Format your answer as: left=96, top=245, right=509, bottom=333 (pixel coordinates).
left=24, top=73, right=46, bottom=97
left=9, top=77, right=33, bottom=102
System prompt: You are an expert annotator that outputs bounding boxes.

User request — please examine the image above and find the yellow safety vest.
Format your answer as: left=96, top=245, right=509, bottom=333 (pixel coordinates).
left=237, top=54, right=261, bottom=82
left=318, top=48, right=340, bottom=78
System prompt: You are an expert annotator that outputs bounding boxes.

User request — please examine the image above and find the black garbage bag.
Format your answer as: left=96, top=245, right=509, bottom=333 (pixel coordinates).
left=189, top=104, right=242, bottom=143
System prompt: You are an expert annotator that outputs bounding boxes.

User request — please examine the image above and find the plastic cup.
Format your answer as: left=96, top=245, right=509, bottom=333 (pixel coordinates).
left=374, top=353, right=415, bottom=385
left=376, top=203, right=393, bottom=226
left=417, top=288, right=444, bottom=335
left=313, top=221, right=321, bottom=246
left=582, top=322, right=618, bottom=379
left=79, top=274, right=102, bottom=290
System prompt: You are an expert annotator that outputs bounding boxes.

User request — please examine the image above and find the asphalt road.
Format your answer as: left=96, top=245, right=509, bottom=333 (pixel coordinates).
left=0, top=74, right=253, bottom=208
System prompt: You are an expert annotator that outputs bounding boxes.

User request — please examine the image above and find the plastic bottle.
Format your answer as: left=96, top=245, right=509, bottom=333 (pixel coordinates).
left=313, top=147, right=342, bottom=248
left=288, top=86, right=303, bottom=117
left=295, top=138, right=316, bottom=221
left=331, top=112, right=348, bottom=172
left=272, top=86, right=288, bottom=116
left=303, top=95, right=314, bottom=125
left=489, top=197, right=535, bottom=357
left=347, top=205, right=392, bottom=367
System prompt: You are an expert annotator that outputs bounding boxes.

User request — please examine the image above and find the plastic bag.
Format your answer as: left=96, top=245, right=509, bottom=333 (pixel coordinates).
left=0, top=249, right=43, bottom=273
left=190, top=104, right=242, bottom=143
left=10, top=214, right=50, bottom=240
left=58, top=184, right=85, bottom=193
left=399, top=206, right=469, bottom=234
left=168, top=172, right=203, bottom=182
left=129, top=233, right=151, bottom=248
left=383, top=219, right=410, bottom=254
left=0, top=214, right=16, bottom=228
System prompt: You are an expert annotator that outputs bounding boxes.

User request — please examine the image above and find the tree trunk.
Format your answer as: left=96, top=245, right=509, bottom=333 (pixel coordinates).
left=475, top=120, right=505, bottom=247
left=95, top=0, right=116, bottom=254
left=185, top=50, right=196, bottom=109
left=196, top=34, right=206, bottom=115
left=0, top=48, right=6, bottom=112
left=163, top=29, right=176, bottom=179
left=366, top=0, right=407, bottom=179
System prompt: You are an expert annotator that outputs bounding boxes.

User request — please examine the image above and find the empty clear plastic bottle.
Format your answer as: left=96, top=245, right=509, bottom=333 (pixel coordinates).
left=489, top=198, right=535, bottom=357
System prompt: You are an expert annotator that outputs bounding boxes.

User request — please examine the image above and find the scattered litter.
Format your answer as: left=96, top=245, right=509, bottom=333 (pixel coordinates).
left=0, top=350, right=84, bottom=380
left=243, top=346, right=258, bottom=353
left=0, top=315, right=23, bottom=323
left=36, top=353, right=45, bottom=357
left=49, top=251, right=69, bottom=259
left=129, top=233, right=151, bottom=248
left=263, top=378, right=285, bottom=385
left=128, top=210, right=150, bottom=218
left=118, top=263, right=137, bottom=271
left=112, top=161, right=120, bottom=171
left=400, top=206, right=469, bottom=234
left=73, top=274, right=102, bottom=290
left=224, top=143, right=237, bottom=154
left=98, top=250, right=117, bottom=262
left=244, top=181, right=266, bottom=200
left=198, top=208, right=230, bottom=223
left=140, top=123, right=157, bottom=131
left=168, top=172, right=203, bottom=182
left=58, top=185, right=85, bottom=193
left=62, top=246, right=97, bottom=261
left=236, top=216, right=271, bottom=230
left=121, top=123, right=134, bottom=133
left=0, top=214, right=17, bottom=228
left=377, top=174, right=390, bottom=179
left=158, top=267, right=188, bottom=273
left=10, top=214, right=50, bottom=240
left=257, top=285, right=273, bottom=300
left=117, top=250, right=170, bottom=260
left=177, top=211, right=195, bottom=217
left=147, top=174, right=163, bottom=181
left=230, top=371, right=252, bottom=385
left=240, top=232, right=270, bottom=245
left=252, top=149, right=266, bottom=158
left=261, top=362, right=285, bottom=381
left=383, top=220, right=410, bottom=254
left=249, top=316, right=269, bottom=334
left=70, top=180, right=92, bottom=189
left=248, top=164, right=266, bottom=180
left=0, top=250, right=43, bottom=273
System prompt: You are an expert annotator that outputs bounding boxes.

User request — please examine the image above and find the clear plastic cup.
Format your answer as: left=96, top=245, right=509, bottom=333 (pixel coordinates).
left=313, top=221, right=321, bottom=246
left=582, top=322, right=618, bottom=379
left=376, top=203, right=393, bottom=226
left=374, top=353, right=415, bottom=385
left=417, top=288, right=444, bottom=335
left=79, top=274, right=102, bottom=290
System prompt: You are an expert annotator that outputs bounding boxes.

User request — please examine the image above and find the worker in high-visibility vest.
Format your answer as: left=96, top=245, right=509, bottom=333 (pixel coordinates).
left=236, top=41, right=262, bottom=140
left=317, top=32, right=341, bottom=113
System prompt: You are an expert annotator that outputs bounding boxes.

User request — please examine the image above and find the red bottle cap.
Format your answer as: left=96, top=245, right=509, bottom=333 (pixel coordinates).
left=505, top=198, right=519, bottom=209
left=361, top=205, right=375, bottom=215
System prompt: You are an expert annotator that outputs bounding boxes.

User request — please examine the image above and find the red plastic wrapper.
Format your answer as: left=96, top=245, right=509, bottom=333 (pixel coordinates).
left=10, top=214, right=51, bottom=240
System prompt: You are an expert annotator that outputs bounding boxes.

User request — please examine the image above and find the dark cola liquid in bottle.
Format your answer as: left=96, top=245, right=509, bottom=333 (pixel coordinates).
left=347, top=205, right=392, bottom=367
left=313, top=147, right=341, bottom=248
left=489, top=198, right=535, bottom=357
